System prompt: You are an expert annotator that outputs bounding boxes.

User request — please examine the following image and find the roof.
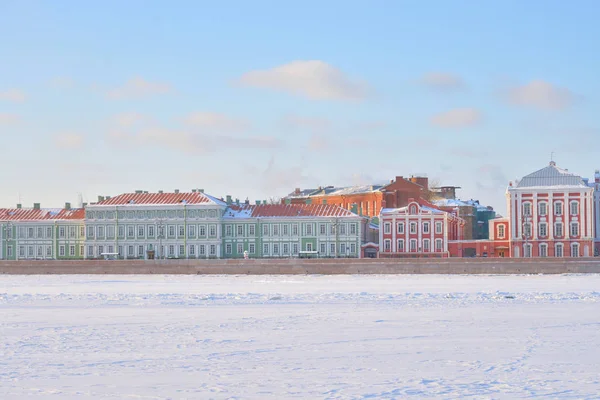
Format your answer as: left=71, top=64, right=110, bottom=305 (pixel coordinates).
left=435, top=198, right=491, bottom=211
left=515, top=162, right=589, bottom=189
left=93, top=192, right=226, bottom=206
left=0, top=208, right=85, bottom=221
left=286, top=184, right=386, bottom=198
left=223, top=204, right=360, bottom=219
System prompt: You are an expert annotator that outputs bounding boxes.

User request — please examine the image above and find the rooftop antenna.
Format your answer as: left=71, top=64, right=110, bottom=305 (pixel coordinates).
left=551, top=151, right=555, bottom=162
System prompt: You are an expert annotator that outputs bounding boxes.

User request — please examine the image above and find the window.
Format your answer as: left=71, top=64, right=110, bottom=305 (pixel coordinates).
left=282, top=225, right=289, bottom=236
left=237, top=225, right=244, bottom=236
left=108, top=245, right=114, bottom=254
left=350, top=224, right=357, bottom=235
left=79, top=245, right=84, bottom=256
left=138, top=225, right=145, bottom=237
left=139, top=245, right=145, bottom=257
left=423, top=239, right=430, bottom=252
left=423, top=222, right=430, bottom=234
left=539, top=223, right=547, bottom=237
left=523, top=202, right=532, bottom=216
left=97, top=226, right=105, bottom=238
left=226, top=225, right=233, bottom=236
left=410, top=223, right=417, bottom=234
left=523, top=223, right=532, bottom=238
left=306, top=224, right=313, bottom=235
left=37, top=227, right=43, bottom=238
left=28, top=227, right=34, bottom=238
left=306, top=243, right=313, bottom=252
left=18, top=227, right=25, bottom=238
left=556, top=244, right=564, bottom=257
left=148, top=225, right=155, bottom=238
left=80, top=226, right=85, bottom=237
left=554, top=202, right=563, bottom=216
left=178, top=245, right=184, bottom=257
left=129, top=226, right=136, bottom=238
left=263, top=243, right=269, bottom=255
left=178, top=225, right=185, bottom=237
left=331, top=225, right=337, bottom=235
left=570, top=222, right=579, bottom=237
left=225, top=243, right=232, bottom=254
left=69, top=245, right=75, bottom=256
left=107, top=226, right=115, bottom=239
left=47, top=246, right=53, bottom=257
left=435, top=222, right=443, bottom=234
left=69, top=226, right=76, bottom=238
left=199, top=245, right=206, bottom=255
left=555, top=223, right=563, bottom=237
left=320, top=243, right=326, bottom=254
left=188, top=225, right=196, bottom=237
left=282, top=243, right=289, bottom=255
left=87, top=246, right=94, bottom=257
left=273, top=243, right=279, bottom=255
left=98, top=245, right=104, bottom=255
left=128, top=245, right=135, bottom=256
left=538, top=202, right=547, bottom=216
left=292, top=224, right=299, bottom=236
left=168, top=245, right=174, bottom=256
left=384, top=223, right=391, bottom=234
left=249, top=225, right=255, bottom=236
left=350, top=243, right=356, bottom=254
left=273, top=225, right=279, bottom=236
left=397, top=239, right=404, bottom=252
left=199, top=225, right=206, bottom=237
left=498, top=224, right=505, bottom=239
left=7, top=245, right=12, bottom=257
left=571, top=243, right=580, bottom=258
left=340, top=243, right=346, bottom=254
left=384, top=239, right=391, bottom=251
left=435, top=239, right=443, bottom=251
left=397, top=223, right=404, bottom=234
left=58, top=227, right=65, bottom=238
left=37, top=246, right=43, bottom=257
left=292, top=243, right=299, bottom=255
left=320, top=224, right=326, bottom=235
left=410, top=239, right=417, bottom=251
left=539, top=244, right=548, bottom=257
left=570, top=201, right=579, bottom=216
left=263, top=225, right=269, bottom=235
left=189, top=245, right=195, bottom=256
left=524, top=244, right=532, bottom=258
left=19, top=246, right=25, bottom=257
left=237, top=243, right=244, bottom=254
left=118, top=226, right=125, bottom=238
left=248, top=243, right=255, bottom=254
left=339, top=225, right=346, bottom=235
left=59, top=246, right=65, bottom=257
left=410, top=205, right=417, bottom=214
left=209, top=225, right=216, bottom=237
left=47, top=227, right=53, bottom=238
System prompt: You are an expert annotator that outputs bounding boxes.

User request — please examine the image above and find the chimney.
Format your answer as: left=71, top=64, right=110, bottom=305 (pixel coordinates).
left=191, top=189, right=197, bottom=193
left=135, top=190, right=142, bottom=194
left=33, top=203, right=40, bottom=209
left=82, top=203, right=87, bottom=207
left=244, top=198, right=250, bottom=205
left=16, top=203, right=21, bottom=209
left=158, top=190, right=163, bottom=194
left=97, top=195, right=104, bottom=202
left=65, top=202, right=71, bottom=210
left=255, top=200, right=261, bottom=205
left=294, top=188, right=301, bottom=195
left=174, top=189, right=179, bottom=194
left=226, top=195, right=232, bottom=205
left=595, top=170, right=600, bottom=183
left=235, top=198, right=240, bottom=205
left=198, top=189, right=204, bottom=193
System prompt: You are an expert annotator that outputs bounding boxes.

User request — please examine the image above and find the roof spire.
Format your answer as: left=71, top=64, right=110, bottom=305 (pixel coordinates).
left=550, top=151, right=556, bottom=166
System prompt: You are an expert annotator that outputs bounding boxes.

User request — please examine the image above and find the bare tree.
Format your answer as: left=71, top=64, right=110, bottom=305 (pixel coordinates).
left=422, top=178, right=443, bottom=202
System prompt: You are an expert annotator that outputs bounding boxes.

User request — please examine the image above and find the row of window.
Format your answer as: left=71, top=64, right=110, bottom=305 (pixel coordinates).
left=224, top=242, right=357, bottom=256
left=522, top=242, right=580, bottom=257
left=383, top=221, right=444, bottom=235
left=86, top=208, right=220, bottom=220
left=224, top=223, right=358, bottom=237
left=522, top=222, right=580, bottom=238
left=86, top=224, right=218, bottom=240
left=86, top=243, right=218, bottom=258
left=10, top=225, right=84, bottom=240
left=522, top=200, right=580, bottom=217
left=8, top=244, right=82, bottom=258
left=382, top=238, right=444, bottom=252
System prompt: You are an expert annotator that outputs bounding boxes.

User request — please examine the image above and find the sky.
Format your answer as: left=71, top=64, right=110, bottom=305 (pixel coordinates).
left=1, top=0, right=599, bottom=215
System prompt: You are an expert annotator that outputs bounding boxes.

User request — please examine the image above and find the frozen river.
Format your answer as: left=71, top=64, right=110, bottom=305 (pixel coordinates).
left=1, top=274, right=599, bottom=399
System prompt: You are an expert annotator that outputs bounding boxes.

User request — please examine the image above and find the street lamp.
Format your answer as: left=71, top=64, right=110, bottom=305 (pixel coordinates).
left=521, top=205, right=531, bottom=258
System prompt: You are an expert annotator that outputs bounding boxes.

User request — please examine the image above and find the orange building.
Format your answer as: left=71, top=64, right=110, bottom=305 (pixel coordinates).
left=283, top=176, right=428, bottom=218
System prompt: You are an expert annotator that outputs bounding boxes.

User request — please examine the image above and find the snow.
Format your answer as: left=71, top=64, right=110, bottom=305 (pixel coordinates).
left=2, top=274, right=600, bottom=399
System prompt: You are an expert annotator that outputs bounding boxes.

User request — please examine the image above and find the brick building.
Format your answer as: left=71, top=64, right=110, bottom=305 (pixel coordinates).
left=447, top=217, right=510, bottom=257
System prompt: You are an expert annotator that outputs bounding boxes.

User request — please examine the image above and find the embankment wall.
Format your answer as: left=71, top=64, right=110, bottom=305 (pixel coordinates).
left=0, top=258, right=599, bottom=275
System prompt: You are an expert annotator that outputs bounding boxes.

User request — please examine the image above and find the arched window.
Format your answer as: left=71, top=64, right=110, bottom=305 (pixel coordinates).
left=409, top=205, right=417, bottom=214
left=571, top=243, right=580, bottom=258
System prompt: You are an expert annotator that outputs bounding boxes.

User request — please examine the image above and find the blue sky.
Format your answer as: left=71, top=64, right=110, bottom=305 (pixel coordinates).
left=1, top=0, right=599, bottom=215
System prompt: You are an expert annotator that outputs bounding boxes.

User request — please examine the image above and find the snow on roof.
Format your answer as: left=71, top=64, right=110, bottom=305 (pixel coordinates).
left=223, top=204, right=359, bottom=219
left=435, top=198, right=491, bottom=211
left=515, top=162, right=589, bottom=189
left=94, top=192, right=226, bottom=206
left=0, top=208, right=85, bottom=221
left=324, top=185, right=384, bottom=196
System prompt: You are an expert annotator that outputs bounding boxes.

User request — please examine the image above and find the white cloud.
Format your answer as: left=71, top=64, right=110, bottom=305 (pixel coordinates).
left=420, top=72, right=465, bottom=91
left=0, top=113, right=20, bottom=125
left=184, top=112, right=249, bottom=133
left=506, top=80, right=577, bottom=110
left=55, top=133, right=85, bottom=149
left=105, top=77, right=172, bottom=100
left=0, top=89, right=27, bottom=103
left=113, top=112, right=147, bottom=127
left=430, top=108, right=482, bottom=128
left=281, top=115, right=331, bottom=133
left=238, top=60, right=370, bottom=101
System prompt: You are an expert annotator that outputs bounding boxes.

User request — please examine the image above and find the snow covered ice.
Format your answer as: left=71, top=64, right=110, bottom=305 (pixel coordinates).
left=1, top=274, right=600, bottom=399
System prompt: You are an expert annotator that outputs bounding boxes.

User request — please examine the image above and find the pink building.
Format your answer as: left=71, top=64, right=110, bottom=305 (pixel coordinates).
left=506, top=161, right=595, bottom=257
left=379, top=198, right=464, bottom=258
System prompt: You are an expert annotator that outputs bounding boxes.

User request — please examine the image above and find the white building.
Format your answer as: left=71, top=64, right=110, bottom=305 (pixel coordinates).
left=83, top=190, right=226, bottom=259
left=507, top=162, right=595, bottom=258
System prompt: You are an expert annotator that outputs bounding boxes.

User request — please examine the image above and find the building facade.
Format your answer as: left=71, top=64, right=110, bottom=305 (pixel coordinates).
left=0, top=204, right=85, bottom=260
left=507, top=161, right=595, bottom=258
left=379, top=198, right=464, bottom=258
left=590, top=170, right=600, bottom=255
left=222, top=204, right=364, bottom=258
left=447, top=217, right=510, bottom=258
left=83, top=191, right=227, bottom=259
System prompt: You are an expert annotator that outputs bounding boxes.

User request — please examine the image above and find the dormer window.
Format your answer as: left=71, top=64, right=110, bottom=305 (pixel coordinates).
left=409, top=205, right=417, bottom=214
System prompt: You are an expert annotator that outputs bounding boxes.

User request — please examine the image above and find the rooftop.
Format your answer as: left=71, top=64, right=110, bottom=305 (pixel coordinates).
left=515, top=162, right=589, bottom=189
left=223, top=204, right=360, bottom=219
left=0, top=208, right=85, bottom=221
left=93, top=191, right=226, bottom=206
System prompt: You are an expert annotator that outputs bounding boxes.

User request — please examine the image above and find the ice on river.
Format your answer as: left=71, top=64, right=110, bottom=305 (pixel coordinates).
left=1, top=274, right=600, bottom=399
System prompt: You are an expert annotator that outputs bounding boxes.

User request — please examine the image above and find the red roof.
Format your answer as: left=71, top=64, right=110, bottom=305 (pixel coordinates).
left=224, top=204, right=359, bottom=218
left=95, top=192, right=225, bottom=206
left=0, top=208, right=85, bottom=221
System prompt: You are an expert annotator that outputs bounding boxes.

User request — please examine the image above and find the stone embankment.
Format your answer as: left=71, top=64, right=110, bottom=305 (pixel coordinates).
left=0, top=258, right=599, bottom=275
